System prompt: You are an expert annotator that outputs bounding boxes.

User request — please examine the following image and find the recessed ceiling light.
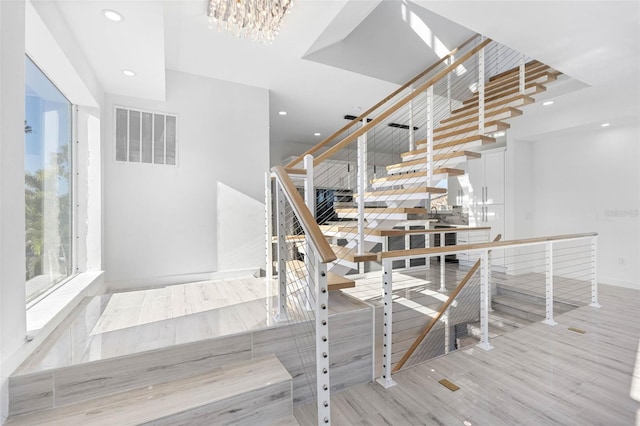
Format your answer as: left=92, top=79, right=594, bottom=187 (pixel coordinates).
left=102, top=9, right=123, bottom=22
left=601, top=123, right=611, bottom=127
left=278, top=111, right=287, bottom=116
left=542, top=100, right=554, bottom=106
left=121, top=69, right=136, bottom=77
left=314, top=132, right=321, bottom=136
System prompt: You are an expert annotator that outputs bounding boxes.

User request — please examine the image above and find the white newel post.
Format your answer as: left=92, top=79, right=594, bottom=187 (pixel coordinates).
left=477, top=250, right=493, bottom=351
left=444, top=306, right=450, bottom=354
left=409, top=87, right=415, bottom=152
left=478, top=45, right=486, bottom=134
left=543, top=242, right=558, bottom=326
left=377, top=259, right=397, bottom=388
left=304, top=155, right=316, bottom=310
left=265, top=173, right=273, bottom=282
left=314, top=255, right=331, bottom=425
left=519, top=53, right=526, bottom=94
left=275, top=180, right=288, bottom=322
left=439, top=231, right=446, bottom=292
left=447, top=59, right=452, bottom=114
left=357, top=120, right=367, bottom=261
left=590, top=236, right=601, bottom=308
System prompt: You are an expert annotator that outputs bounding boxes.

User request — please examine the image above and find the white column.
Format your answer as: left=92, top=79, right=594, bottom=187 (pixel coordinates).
left=478, top=47, right=486, bottom=134
left=357, top=121, right=367, bottom=258
left=274, top=181, right=289, bottom=322
left=265, top=173, right=273, bottom=282
left=426, top=86, right=434, bottom=187
left=444, top=306, right=450, bottom=354
left=476, top=250, right=493, bottom=351
left=447, top=60, right=452, bottom=114
left=377, top=259, right=397, bottom=388
left=304, top=155, right=315, bottom=310
left=543, top=242, right=558, bottom=326
left=314, top=258, right=331, bottom=425
left=404, top=224, right=410, bottom=269
left=1, top=1, right=28, bottom=402
left=439, top=232, right=446, bottom=292
left=408, top=88, right=415, bottom=152
left=589, top=236, right=601, bottom=308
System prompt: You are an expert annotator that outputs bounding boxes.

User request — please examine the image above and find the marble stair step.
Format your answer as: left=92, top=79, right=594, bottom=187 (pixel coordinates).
left=5, top=355, right=292, bottom=426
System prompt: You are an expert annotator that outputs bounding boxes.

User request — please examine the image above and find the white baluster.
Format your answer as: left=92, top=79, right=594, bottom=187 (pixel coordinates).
left=589, top=236, right=601, bottom=308
left=313, top=257, right=331, bottom=425
left=543, top=242, right=558, bottom=326
left=476, top=250, right=493, bottom=350
left=274, top=181, right=288, bottom=322
left=377, top=259, right=397, bottom=388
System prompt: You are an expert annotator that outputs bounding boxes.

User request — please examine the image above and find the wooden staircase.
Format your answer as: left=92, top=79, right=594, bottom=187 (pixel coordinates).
left=314, top=60, right=562, bottom=277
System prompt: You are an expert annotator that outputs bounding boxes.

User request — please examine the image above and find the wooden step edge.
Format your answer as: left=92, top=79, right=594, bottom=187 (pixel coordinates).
left=451, top=94, right=534, bottom=116
left=331, top=245, right=377, bottom=263
left=487, top=61, right=548, bottom=83
left=485, top=70, right=557, bottom=95
left=468, top=79, right=550, bottom=102
left=378, top=225, right=491, bottom=237
left=371, top=171, right=427, bottom=184
left=463, top=83, right=546, bottom=107
left=445, top=97, right=533, bottom=123
left=433, top=135, right=496, bottom=152
left=355, top=187, right=447, bottom=198
left=284, top=167, right=307, bottom=175
left=327, top=272, right=356, bottom=290
left=335, top=207, right=427, bottom=214
left=438, top=107, right=523, bottom=128
left=388, top=151, right=480, bottom=171
left=433, top=121, right=511, bottom=140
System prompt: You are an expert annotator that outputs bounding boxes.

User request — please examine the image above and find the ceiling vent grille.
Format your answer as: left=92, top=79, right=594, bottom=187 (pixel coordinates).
left=115, top=107, right=177, bottom=165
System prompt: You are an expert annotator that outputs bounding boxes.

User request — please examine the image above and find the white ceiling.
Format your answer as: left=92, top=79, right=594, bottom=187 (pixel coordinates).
left=47, top=0, right=640, bottom=155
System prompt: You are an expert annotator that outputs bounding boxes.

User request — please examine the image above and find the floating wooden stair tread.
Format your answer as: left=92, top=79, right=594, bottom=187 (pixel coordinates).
left=451, top=94, right=535, bottom=116
left=331, top=245, right=377, bottom=263
left=335, top=207, right=427, bottom=215
left=327, top=272, right=356, bottom=290
left=428, top=134, right=495, bottom=152
left=286, top=260, right=356, bottom=290
left=438, top=107, right=523, bottom=130
left=487, top=60, right=545, bottom=83
left=387, top=151, right=480, bottom=173
left=372, top=169, right=464, bottom=186
left=355, top=187, right=446, bottom=198
left=431, top=120, right=510, bottom=140
left=442, top=99, right=532, bottom=126
left=461, top=84, right=546, bottom=110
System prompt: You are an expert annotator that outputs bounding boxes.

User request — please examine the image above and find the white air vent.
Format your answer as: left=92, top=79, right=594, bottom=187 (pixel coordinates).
left=115, top=107, right=177, bottom=165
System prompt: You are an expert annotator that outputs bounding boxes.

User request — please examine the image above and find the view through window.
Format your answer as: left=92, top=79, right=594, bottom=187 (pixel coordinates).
left=24, top=56, right=73, bottom=302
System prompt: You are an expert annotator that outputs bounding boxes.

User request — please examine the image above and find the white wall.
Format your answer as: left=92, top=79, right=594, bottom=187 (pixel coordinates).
left=527, top=123, right=640, bottom=289
left=0, top=1, right=27, bottom=421
left=103, top=70, right=269, bottom=287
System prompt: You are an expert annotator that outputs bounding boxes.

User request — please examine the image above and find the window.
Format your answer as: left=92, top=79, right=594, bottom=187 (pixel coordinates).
left=115, top=107, right=177, bottom=165
left=24, top=56, right=73, bottom=302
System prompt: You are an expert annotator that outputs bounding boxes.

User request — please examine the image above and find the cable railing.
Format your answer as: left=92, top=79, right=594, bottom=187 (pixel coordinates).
left=270, top=166, right=335, bottom=425
left=374, top=232, right=599, bottom=385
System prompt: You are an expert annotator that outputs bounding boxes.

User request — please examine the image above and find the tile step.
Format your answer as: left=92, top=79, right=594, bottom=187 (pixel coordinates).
left=6, top=355, right=292, bottom=426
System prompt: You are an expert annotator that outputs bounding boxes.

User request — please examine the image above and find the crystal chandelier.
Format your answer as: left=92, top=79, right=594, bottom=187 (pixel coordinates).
left=207, top=0, right=294, bottom=44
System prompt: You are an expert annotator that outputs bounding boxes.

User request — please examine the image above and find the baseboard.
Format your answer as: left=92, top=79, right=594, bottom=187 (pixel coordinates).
left=599, top=277, right=640, bottom=291
left=106, top=268, right=262, bottom=292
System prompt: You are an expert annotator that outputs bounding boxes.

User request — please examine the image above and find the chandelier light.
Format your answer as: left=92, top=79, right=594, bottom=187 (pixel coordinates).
left=207, top=0, right=294, bottom=44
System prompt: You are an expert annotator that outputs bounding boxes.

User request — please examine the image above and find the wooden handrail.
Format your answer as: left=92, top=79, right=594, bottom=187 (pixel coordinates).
left=377, top=232, right=598, bottom=261
left=284, top=34, right=481, bottom=169
left=312, top=38, right=492, bottom=167
left=271, top=166, right=337, bottom=264
left=392, top=234, right=502, bottom=372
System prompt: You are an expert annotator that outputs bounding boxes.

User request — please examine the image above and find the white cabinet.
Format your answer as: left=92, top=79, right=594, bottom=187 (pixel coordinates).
left=466, top=150, right=506, bottom=267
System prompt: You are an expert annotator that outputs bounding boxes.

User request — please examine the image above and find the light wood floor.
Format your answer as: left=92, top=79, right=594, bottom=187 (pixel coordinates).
left=295, top=283, right=640, bottom=425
